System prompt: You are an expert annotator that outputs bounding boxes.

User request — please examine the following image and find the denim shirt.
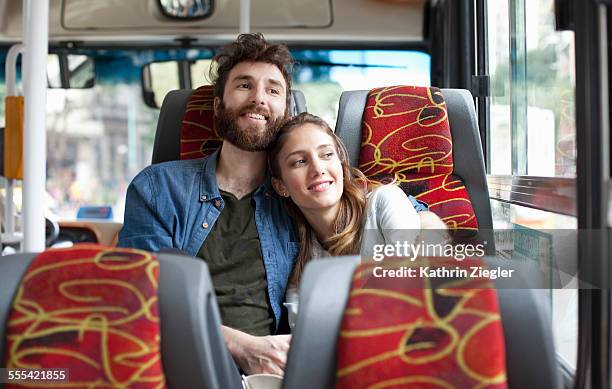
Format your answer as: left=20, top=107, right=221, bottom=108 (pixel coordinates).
left=118, top=149, right=299, bottom=331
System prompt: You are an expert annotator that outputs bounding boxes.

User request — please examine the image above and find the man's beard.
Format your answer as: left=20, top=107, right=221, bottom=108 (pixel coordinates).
left=215, top=101, right=286, bottom=151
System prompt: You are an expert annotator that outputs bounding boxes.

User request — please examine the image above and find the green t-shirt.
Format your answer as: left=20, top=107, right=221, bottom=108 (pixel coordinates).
left=197, top=190, right=274, bottom=336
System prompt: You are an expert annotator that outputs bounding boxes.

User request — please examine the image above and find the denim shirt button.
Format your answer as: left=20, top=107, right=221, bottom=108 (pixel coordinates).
left=264, top=191, right=271, bottom=197
left=200, top=195, right=207, bottom=201
left=202, top=222, right=209, bottom=229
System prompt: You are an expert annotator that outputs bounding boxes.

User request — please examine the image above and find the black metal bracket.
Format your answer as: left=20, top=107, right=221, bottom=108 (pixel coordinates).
left=471, top=74, right=490, bottom=98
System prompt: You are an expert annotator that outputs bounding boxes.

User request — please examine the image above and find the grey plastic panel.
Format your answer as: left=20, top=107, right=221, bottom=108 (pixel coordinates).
left=282, top=256, right=360, bottom=389
left=291, top=90, right=307, bottom=116
left=498, top=289, right=561, bottom=389
left=0, top=253, right=37, bottom=372
left=334, top=90, right=368, bottom=167
left=441, top=89, right=493, bottom=231
left=157, top=253, right=242, bottom=389
left=151, top=89, right=307, bottom=164
left=152, top=89, right=193, bottom=164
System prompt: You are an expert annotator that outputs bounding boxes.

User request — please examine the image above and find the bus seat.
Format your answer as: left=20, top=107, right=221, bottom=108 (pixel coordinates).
left=283, top=257, right=561, bottom=389
left=152, top=85, right=307, bottom=164
left=335, top=86, right=493, bottom=235
left=0, top=246, right=240, bottom=389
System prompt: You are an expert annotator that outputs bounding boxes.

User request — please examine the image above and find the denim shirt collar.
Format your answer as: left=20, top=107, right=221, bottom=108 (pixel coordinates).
left=199, top=148, right=275, bottom=202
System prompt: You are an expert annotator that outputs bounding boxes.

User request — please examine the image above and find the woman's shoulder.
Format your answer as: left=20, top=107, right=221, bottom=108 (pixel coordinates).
left=367, top=184, right=408, bottom=206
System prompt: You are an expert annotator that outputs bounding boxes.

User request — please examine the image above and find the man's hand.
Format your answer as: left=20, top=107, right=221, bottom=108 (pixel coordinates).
left=222, top=326, right=291, bottom=376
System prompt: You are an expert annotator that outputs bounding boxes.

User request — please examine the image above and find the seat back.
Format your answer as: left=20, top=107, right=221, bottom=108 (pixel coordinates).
left=283, top=257, right=561, bottom=389
left=0, top=246, right=240, bottom=389
left=152, top=86, right=307, bottom=164
left=335, top=87, right=493, bottom=236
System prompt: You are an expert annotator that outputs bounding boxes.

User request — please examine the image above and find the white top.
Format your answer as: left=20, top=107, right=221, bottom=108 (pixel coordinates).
left=307, top=184, right=421, bottom=259
left=360, top=184, right=421, bottom=256
left=285, top=184, right=421, bottom=307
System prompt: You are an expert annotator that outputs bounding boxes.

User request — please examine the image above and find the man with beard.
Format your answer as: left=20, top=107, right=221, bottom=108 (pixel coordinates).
left=119, top=33, right=298, bottom=376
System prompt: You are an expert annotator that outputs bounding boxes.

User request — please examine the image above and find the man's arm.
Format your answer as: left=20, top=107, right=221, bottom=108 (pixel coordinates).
left=222, top=326, right=291, bottom=376
left=118, top=172, right=173, bottom=251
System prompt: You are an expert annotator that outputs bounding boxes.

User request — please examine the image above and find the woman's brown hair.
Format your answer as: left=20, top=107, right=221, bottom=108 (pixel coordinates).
left=269, top=113, right=368, bottom=285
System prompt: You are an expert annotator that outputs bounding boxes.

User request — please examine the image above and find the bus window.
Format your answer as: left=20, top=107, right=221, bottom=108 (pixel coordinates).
left=148, top=61, right=181, bottom=107
left=486, top=0, right=579, bottom=371
left=42, top=50, right=169, bottom=222
left=291, top=50, right=431, bottom=126
left=191, top=59, right=213, bottom=88
left=488, top=0, right=576, bottom=177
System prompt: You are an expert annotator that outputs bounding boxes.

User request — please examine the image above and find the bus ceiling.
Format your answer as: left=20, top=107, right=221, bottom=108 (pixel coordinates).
left=0, top=0, right=428, bottom=45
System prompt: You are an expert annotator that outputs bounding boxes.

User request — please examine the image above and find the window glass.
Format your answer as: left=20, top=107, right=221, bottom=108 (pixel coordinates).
left=67, top=54, right=94, bottom=88
left=491, top=199, right=578, bottom=369
left=291, top=50, right=431, bottom=126
left=149, top=61, right=180, bottom=108
left=47, top=54, right=62, bottom=88
left=488, top=0, right=576, bottom=177
left=41, top=50, right=164, bottom=221
left=488, top=0, right=512, bottom=174
left=191, top=59, right=213, bottom=88
left=525, top=0, right=575, bottom=176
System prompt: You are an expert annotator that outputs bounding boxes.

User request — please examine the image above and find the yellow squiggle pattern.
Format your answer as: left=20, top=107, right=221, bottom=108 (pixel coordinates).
left=358, top=86, right=479, bottom=231
left=5, top=246, right=166, bottom=388
left=336, top=259, right=507, bottom=389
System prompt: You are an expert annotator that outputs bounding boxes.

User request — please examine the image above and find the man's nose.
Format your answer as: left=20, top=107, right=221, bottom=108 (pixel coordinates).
left=250, top=84, right=266, bottom=105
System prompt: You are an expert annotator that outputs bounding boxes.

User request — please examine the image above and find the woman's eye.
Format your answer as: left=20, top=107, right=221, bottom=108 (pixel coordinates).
left=238, top=83, right=250, bottom=89
left=322, top=151, right=335, bottom=159
left=292, top=159, right=306, bottom=167
left=270, top=88, right=280, bottom=95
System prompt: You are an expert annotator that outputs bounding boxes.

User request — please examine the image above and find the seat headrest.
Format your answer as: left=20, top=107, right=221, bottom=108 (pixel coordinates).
left=359, top=85, right=453, bottom=178
left=334, top=86, right=492, bottom=232
left=152, top=86, right=307, bottom=164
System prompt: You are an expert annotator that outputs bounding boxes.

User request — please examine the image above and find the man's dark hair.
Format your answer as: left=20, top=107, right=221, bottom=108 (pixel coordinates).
left=210, top=33, right=294, bottom=108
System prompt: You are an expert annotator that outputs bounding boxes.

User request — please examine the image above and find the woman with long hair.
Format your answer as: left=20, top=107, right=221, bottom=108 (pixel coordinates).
left=269, top=112, right=446, bottom=292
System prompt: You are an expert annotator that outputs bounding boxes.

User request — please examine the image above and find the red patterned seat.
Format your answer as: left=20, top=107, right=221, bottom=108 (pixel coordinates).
left=179, top=85, right=222, bottom=160
left=0, top=246, right=242, bottom=389
left=3, top=245, right=166, bottom=388
left=359, top=85, right=478, bottom=231
left=335, top=259, right=508, bottom=389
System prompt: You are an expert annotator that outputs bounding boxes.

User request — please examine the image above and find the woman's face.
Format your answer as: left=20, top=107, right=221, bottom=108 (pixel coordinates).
left=273, top=123, right=344, bottom=214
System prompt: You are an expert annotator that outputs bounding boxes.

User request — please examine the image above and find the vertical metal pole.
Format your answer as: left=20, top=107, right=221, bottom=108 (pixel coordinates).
left=22, top=0, right=48, bottom=252
left=240, top=0, right=251, bottom=34
left=3, top=44, right=24, bottom=246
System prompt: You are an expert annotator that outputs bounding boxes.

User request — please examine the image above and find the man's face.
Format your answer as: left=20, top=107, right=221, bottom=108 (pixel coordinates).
left=214, top=61, right=288, bottom=151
